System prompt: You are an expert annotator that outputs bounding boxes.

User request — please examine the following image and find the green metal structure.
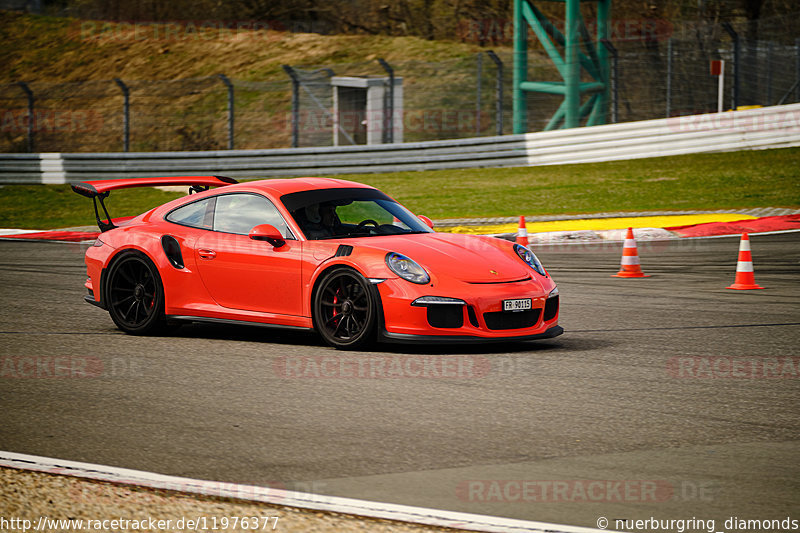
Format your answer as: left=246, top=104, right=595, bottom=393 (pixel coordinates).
left=513, top=0, right=611, bottom=133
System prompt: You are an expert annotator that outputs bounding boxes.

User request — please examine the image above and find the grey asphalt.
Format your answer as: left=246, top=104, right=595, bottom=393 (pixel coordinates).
left=0, top=234, right=798, bottom=531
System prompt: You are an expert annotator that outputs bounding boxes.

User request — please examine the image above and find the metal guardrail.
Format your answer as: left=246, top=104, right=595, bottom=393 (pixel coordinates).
left=522, top=103, right=800, bottom=165
left=1, top=103, right=799, bottom=184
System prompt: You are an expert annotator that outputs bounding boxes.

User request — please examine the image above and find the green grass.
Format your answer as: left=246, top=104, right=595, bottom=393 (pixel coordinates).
left=346, top=148, right=800, bottom=219
left=0, top=186, right=183, bottom=229
left=1, top=148, right=798, bottom=229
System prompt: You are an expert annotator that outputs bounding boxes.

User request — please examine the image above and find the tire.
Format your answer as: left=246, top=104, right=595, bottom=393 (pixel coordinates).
left=313, top=267, right=377, bottom=350
left=105, top=250, right=171, bottom=335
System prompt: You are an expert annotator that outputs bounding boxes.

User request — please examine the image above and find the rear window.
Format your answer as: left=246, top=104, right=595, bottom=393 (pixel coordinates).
left=165, top=197, right=214, bottom=229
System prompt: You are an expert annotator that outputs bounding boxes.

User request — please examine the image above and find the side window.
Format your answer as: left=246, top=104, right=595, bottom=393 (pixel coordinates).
left=165, top=197, right=215, bottom=229
left=213, top=194, right=291, bottom=237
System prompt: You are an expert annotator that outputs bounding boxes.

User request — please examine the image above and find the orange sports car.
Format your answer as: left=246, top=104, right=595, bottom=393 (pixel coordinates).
left=73, top=176, right=562, bottom=349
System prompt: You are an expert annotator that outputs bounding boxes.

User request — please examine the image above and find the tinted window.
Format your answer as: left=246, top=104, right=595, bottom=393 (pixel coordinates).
left=213, top=194, right=290, bottom=237
left=281, top=187, right=392, bottom=212
left=289, top=195, right=432, bottom=240
left=336, top=200, right=396, bottom=226
left=166, top=197, right=214, bottom=229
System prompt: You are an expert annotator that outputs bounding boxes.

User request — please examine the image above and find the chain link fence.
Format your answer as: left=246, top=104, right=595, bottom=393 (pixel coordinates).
left=2, top=17, right=798, bottom=153
left=0, top=77, right=294, bottom=153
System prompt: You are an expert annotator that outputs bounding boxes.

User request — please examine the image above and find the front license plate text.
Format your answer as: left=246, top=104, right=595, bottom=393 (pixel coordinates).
left=503, top=298, right=532, bottom=312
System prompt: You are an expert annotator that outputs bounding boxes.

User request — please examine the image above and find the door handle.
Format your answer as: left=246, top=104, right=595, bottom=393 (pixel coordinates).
left=198, top=248, right=216, bottom=260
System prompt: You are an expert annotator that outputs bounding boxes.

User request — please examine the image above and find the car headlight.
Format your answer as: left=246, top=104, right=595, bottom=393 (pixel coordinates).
left=514, top=244, right=546, bottom=277
left=385, top=252, right=430, bottom=284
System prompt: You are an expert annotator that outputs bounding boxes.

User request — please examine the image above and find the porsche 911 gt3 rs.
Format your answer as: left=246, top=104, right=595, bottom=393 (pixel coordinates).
left=72, top=176, right=562, bottom=349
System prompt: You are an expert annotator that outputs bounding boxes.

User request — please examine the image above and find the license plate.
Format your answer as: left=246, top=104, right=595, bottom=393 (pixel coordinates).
left=503, top=298, right=532, bottom=312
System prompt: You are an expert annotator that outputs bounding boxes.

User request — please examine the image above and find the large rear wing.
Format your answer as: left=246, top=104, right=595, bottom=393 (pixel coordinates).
left=71, top=175, right=238, bottom=232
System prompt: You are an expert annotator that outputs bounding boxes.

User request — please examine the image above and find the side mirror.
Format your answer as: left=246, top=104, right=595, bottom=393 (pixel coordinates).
left=249, top=224, right=286, bottom=248
left=418, top=215, right=434, bottom=229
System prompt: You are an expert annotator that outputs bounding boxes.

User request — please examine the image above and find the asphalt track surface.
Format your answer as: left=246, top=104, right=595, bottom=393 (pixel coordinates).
left=1, top=234, right=798, bottom=530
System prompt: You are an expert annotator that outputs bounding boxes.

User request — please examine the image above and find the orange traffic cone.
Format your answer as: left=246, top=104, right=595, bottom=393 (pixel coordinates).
left=516, top=216, right=528, bottom=246
left=726, top=233, right=764, bottom=290
left=613, top=227, right=650, bottom=278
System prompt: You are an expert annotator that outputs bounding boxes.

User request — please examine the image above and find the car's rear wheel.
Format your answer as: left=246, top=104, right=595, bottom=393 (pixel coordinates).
left=106, top=251, right=170, bottom=335
left=313, top=268, right=376, bottom=350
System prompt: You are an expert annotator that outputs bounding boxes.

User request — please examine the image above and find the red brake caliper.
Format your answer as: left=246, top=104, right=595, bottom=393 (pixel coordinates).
left=332, top=290, right=340, bottom=328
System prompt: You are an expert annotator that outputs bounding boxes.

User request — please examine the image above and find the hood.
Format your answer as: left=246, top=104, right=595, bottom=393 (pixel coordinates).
left=357, top=233, right=534, bottom=283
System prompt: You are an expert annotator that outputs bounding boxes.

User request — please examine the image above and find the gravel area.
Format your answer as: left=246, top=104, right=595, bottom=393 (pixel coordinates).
left=0, top=468, right=473, bottom=533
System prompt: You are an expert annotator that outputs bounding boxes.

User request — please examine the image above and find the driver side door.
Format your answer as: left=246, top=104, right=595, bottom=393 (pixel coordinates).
left=194, top=193, right=303, bottom=317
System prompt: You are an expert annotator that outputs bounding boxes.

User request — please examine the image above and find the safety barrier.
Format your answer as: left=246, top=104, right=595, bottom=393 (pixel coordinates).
left=1, top=103, right=798, bottom=184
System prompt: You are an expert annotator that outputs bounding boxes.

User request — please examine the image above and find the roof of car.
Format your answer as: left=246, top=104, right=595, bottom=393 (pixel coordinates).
left=240, top=177, right=375, bottom=196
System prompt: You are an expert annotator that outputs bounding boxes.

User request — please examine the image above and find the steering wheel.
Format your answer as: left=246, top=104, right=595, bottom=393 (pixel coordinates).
left=356, top=219, right=380, bottom=230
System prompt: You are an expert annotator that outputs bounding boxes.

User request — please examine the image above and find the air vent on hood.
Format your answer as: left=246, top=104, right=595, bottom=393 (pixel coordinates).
left=465, top=275, right=531, bottom=285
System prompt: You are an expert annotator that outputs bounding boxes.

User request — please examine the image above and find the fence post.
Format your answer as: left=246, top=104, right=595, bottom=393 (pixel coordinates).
left=17, top=82, right=34, bottom=153
left=476, top=52, right=483, bottom=135
left=282, top=65, right=300, bottom=148
left=283, top=66, right=348, bottom=147
left=722, top=22, right=739, bottom=110
left=563, top=0, right=581, bottom=128
left=666, top=38, right=673, bottom=118
left=796, top=38, right=800, bottom=102
left=601, top=39, right=618, bottom=123
left=512, top=0, right=527, bottom=133
left=113, top=78, right=130, bottom=152
left=377, top=58, right=394, bottom=144
left=486, top=51, right=503, bottom=136
left=766, top=41, right=773, bottom=105
left=218, top=74, right=235, bottom=150
left=716, top=59, right=725, bottom=113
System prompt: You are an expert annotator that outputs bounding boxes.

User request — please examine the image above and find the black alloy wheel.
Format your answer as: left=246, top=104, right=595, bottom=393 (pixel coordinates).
left=106, top=251, right=169, bottom=335
left=313, top=268, right=376, bottom=349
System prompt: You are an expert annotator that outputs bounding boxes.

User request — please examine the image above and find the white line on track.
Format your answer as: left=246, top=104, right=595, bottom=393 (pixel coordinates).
left=0, top=229, right=47, bottom=236
left=0, top=451, right=615, bottom=533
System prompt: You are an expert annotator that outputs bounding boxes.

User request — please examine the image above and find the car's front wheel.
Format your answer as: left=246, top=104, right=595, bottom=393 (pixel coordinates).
left=106, top=251, right=170, bottom=335
left=313, top=268, right=377, bottom=350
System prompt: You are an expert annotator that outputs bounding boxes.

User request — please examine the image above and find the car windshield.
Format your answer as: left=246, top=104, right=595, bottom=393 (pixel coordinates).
left=281, top=187, right=434, bottom=240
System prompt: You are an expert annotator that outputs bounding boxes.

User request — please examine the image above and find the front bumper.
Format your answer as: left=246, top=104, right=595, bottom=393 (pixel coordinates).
left=380, top=325, right=564, bottom=344
left=374, top=277, right=561, bottom=343
left=84, top=294, right=105, bottom=309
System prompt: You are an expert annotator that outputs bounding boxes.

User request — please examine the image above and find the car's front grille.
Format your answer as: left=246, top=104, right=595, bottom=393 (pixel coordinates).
left=466, top=306, right=479, bottom=328
left=427, top=306, right=464, bottom=329
left=483, top=309, right=541, bottom=330
left=543, top=295, right=559, bottom=321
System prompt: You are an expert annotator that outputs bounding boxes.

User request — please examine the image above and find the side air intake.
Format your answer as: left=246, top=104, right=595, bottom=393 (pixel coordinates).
left=335, top=245, right=354, bottom=257
left=161, top=235, right=184, bottom=269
